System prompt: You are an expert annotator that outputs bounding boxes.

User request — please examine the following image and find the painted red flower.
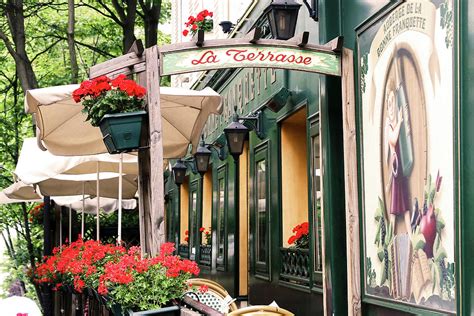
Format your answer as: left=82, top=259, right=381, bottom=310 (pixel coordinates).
left=182, top=29, right=189, bottom=36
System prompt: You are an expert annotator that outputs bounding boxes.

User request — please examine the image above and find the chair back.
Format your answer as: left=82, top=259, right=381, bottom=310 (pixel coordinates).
left=227, top=305, right=294, bottom=316
left=185, top=278, right=238, bottom=313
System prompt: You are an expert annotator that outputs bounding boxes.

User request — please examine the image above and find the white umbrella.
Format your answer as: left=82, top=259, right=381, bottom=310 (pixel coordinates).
left=15, top=138, right=138, bottom=183
left=2, top=181, right=42, bottom=201
left=53, top=196, right=137, bottom=214
left=0, top=296, right=42, bottom=316
left=15, top=139, right=139, bottom=240
left=25, top=85, right=222, bottom=158
left=54, top=195, right=137, bottom=238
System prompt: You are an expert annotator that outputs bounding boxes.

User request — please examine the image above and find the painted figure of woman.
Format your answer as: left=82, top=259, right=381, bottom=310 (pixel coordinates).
left=385, top=78, right=412, bottom=236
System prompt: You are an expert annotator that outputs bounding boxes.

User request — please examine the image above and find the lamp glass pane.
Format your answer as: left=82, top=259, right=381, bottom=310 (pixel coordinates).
left=195, top=154, right=210, bottom=173
left=173, top=169, right=186, bottom=185
left=225, top=131, right=246, bottom=156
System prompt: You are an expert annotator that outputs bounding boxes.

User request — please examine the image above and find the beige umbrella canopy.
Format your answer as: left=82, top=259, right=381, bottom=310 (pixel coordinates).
left=1, top=181, right=42, bottom=203
left=53, top=196, right=137, bottom=215
left=15, top=138, right=138, bottom=183
left=36, top=174, right=137, bottom=199
left=25, top=84, right=222, bottom=157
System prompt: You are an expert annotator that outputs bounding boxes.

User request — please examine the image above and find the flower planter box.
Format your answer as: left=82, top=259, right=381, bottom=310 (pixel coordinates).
left=199, top=244, right=212, bottom=266
left=111, top=304, right=180, bottom=316
left=99, top=111, right=147, bottom=154
left=279, top=247, right=310, bottom=287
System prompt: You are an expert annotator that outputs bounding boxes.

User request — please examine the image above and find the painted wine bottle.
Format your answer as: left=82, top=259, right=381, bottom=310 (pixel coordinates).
left=395, top=56, right=414, bottom=177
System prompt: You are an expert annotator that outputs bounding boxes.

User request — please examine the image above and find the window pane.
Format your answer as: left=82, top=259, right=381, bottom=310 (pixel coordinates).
left=311, top=135, right=323, bottom=272
left=256, top=159, right=267, bottom=264
left=217, top=179, right=225, bottom=259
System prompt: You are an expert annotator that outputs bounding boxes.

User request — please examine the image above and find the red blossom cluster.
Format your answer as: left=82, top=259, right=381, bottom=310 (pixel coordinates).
left=185, top=230, right=189, bottom=243
left=199, top=227, right=211, bottom=245
left=33, top=238, right=200, bottom=302
left=182, top=9, right=213, bottom=37
left=287, top=222, right=310, bottom=248
left=97, top=242, right=199, bottom=295
left=72, top=74, right=146, bottom=103
left=33, top=237, right=126, bottom=293
left=29, top=202, right=45, bottom=223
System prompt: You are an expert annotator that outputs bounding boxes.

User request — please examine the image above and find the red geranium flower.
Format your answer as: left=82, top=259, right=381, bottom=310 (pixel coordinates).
left=183, top=9, right=213, bottom=37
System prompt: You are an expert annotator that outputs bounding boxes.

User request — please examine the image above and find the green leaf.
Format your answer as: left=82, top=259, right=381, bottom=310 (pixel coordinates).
left=377, top=247, right=384, bottom=261
left=375, top=223, right=381, bottom=245
left=434, top=233, right=441, bottom=253
left=375, top=197, right=384, bottom=220
left=412, top=233, right=426, bottom=251
left=436, top=216, right=445, bottom=233
left=379, top=263, right=387, bottom=285
left=435, top=246, right=447, bottom=262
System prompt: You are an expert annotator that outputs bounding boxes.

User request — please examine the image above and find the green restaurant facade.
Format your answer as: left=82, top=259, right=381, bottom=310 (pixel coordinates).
left=163, top=0, right=473, bottom=315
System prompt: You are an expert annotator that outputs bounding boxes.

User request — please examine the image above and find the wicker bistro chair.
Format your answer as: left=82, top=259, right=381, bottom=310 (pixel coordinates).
left=185, top=278, right=238, bottom=314
left=227, top=305, right=294, bottom=316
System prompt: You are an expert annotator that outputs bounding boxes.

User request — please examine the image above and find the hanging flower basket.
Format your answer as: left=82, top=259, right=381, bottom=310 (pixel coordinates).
left=73, top=74, right=147, bottom=154
left=99, top=111, right=147, bottom=154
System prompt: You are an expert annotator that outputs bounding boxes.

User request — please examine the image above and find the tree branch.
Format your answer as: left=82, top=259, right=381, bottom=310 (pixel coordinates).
left=78, top=1, right=123, bottom=26
left=0, top=28, right=18, bottom=60
left=31, top=39, right=61, bottom=63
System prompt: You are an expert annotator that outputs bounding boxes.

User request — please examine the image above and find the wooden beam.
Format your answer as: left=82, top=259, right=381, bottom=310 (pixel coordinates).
left=289, top=31, right=309, bottom=47
left=89, top=51, right=145, bottom=79
left=246, top=27, right=262, bottom=44
left=341, top=47, right=361, bottom=316
left=137, top=67, right=151, bottom=257
left=105, top=62, right=146, bottom=80
left=128, top=39, right=144, bottom=57
left=327, top=36, right=344, bottom=52
left=145, top=45, right=165, bottom=256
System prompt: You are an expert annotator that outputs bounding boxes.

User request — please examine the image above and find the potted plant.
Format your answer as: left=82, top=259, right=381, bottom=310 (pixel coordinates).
left=199, top=227, right=212, bottom=266
left=287, top=221, right=310, bottom=249
left=182, top=9, right=214, bottom=37
left=33, top=239, right=199, bottom=315
left=73, top=74, right=147, bottom=154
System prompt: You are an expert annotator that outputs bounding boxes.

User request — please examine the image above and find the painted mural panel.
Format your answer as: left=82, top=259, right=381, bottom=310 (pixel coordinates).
left=358, top=0, right=455, bottom=312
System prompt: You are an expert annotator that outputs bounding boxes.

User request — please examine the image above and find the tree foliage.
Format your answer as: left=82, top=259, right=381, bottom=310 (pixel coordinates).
left=0, top=0, right=171, bottom=308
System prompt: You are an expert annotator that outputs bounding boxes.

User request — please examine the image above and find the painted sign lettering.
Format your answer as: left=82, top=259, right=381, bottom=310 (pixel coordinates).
left=161, top=45, right=340, bottom=76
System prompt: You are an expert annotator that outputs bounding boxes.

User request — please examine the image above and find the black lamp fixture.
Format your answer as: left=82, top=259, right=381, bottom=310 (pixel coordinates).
left=302, top=0, right=318, bottom=21
left=224, top=107, right=265, bottom=158
left=219, top=21, right=235, bottom=34
left=171, top=159, right=188, bottom=186
left=224, top=117, right=249, bottom=159
left=264, top=0, right=301, bottom=40
left=194, top=136, right=212, bottom=176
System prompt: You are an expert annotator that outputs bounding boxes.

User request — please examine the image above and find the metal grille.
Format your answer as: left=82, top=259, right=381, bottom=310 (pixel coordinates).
left=280, top=247, right=310, bottom=287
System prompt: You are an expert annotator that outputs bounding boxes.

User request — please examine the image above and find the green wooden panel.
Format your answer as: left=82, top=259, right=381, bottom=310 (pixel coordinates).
left=459, top=0, right=473, bottom=314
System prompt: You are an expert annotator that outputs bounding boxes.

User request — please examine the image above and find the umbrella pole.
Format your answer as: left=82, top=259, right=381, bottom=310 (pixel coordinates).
left=81, top=182, right=85, bottom=237
left=96, top=161, right=100, bottom=241
left=68, top=205, right=72, bottom=242
left=118, top=153, right=123, bottom=245
left=59, top=206, right=62, bottom=247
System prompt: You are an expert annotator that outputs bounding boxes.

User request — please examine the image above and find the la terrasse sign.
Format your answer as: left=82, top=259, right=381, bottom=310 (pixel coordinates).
left=160, top=44, right=341, bottom=77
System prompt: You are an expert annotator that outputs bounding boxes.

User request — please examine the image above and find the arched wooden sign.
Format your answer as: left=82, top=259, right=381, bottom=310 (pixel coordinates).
left=159, top=35, right=342, bottom=77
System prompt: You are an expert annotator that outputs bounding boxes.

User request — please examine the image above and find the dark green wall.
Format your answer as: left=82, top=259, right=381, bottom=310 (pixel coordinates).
left=459, top=0, right=474, bottom=315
